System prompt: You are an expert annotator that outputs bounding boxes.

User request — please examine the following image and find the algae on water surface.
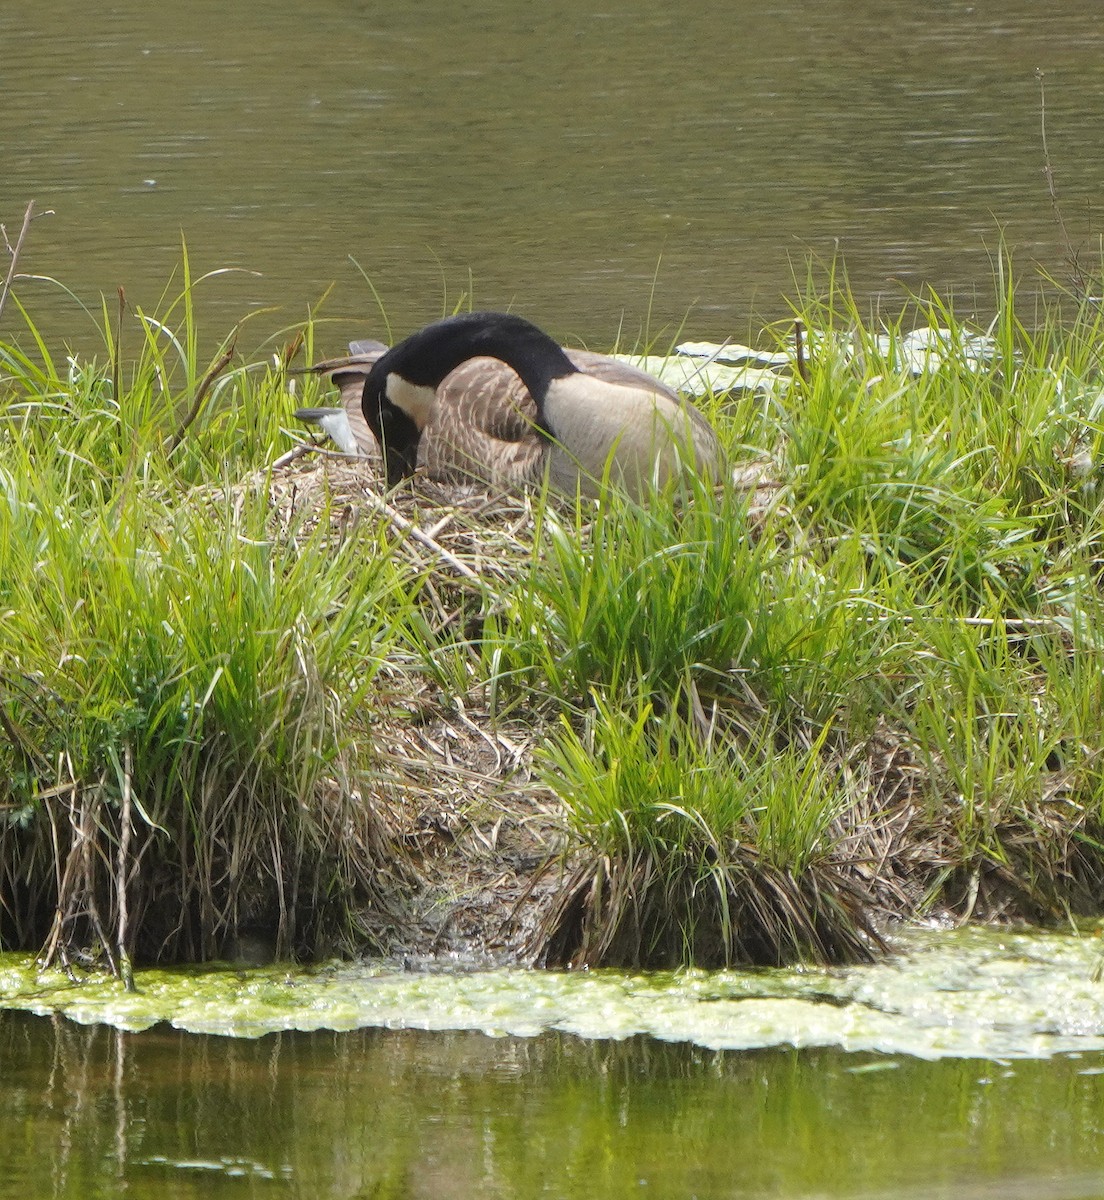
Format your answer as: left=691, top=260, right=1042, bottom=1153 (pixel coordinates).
left=3, top=927, right=1103, bottom=1060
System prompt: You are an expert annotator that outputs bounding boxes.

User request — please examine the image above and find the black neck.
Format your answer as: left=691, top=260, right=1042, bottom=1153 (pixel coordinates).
left=376, top=312, right=578, bottom=404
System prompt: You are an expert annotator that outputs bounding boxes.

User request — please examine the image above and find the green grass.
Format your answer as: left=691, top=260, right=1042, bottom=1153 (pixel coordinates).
left=4, top=254, right=1104, bottom=970
left=507, top=263, right=1104, bottom=963
left=0, top=272, right=419, bottom=965
left=535, top=695, right=875, bottom=966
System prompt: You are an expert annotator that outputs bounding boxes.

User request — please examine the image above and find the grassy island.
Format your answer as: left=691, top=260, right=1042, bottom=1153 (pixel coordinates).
left=3, top=263, right=1104, bottom=974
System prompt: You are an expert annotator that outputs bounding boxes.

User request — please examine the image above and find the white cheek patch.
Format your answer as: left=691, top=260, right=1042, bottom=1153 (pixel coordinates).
left=385, top=375, right=438, bottom=430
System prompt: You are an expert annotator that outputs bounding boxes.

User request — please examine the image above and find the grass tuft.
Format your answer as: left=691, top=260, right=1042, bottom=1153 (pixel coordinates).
left=532, top=695, right=879, bottom=967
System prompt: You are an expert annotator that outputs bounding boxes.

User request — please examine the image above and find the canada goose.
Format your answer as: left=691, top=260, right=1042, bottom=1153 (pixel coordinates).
left=298, top=313, right=722, bottom=498
left=297, top=339, right=665, bottom=473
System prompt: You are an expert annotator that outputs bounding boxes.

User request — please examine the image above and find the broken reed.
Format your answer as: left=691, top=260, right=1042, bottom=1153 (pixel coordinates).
left=5, top=254, right=1104, bottom=972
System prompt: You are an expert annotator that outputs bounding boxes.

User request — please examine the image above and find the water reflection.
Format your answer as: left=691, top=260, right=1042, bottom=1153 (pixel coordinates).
left=3, top=1010, right=1104, bottom=1199
left=3, top=1, right=1104, bottom=353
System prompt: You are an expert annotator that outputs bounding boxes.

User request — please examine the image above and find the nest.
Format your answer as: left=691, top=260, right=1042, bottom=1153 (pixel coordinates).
left=260, top=451, right=575, bottom=962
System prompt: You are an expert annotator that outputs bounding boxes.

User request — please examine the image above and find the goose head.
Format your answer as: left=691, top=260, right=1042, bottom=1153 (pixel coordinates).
left=361, top=312, right=575, bottom=485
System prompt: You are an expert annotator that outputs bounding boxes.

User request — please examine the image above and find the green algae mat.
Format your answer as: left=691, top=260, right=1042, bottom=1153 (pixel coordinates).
left=4, top=927, right=1103, bottom=1060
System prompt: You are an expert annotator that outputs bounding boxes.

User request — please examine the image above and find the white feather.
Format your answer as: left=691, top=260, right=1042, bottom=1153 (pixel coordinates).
left=294, top=407, right=363, bottom=457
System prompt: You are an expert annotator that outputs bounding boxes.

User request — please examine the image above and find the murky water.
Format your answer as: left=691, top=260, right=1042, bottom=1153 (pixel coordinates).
left=4, top=1, right=1104, bottom=353
left=3, top=929, right=1104, bottom=1198
left=4, top=1014, right=1104, bottom=1200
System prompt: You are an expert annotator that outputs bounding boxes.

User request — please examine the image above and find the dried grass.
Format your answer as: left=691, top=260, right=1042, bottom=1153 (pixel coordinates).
left=221, top=454, right=882, bottom=966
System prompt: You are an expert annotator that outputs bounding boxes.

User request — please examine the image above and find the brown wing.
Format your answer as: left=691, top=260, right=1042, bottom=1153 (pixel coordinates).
left=422, top=356, right=543, bottom=486
left=423, top=349, right=701, bottom=487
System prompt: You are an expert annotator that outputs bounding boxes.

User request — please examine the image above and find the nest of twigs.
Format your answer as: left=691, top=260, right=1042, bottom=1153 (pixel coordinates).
left=239, top=450, right=885, bottom=968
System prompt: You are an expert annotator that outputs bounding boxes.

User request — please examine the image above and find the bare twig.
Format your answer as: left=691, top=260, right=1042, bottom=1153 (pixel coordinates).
left=165, top=336, right=237, bottom=454
left=1037, top=69, right=1089, bottom=297
left=77, top=789, right=117, bottom=978
left=794, top=319, right=809, bottom=386
left=271, top=441, right=320, bottom=470
left=39, top=774, right=67, bottom=970
left=0, top=200, right=54, bottom=326
left=112, top=288, right=126, bottom=404
left=280, top=330, right=304, bottom=370
left=368, top=487, right=483, bottom=581
left=116, top=744, right=136, bottom=992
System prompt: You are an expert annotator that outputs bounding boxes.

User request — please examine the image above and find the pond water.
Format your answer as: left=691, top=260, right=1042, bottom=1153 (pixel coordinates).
left=6, top=7, right=1104, bottom=1196
left=3, top=929, right=1104, bottom=1198
left=3, top=1014, right=1104, bottom=1200
left=4, top=0, right=1104, bottom=355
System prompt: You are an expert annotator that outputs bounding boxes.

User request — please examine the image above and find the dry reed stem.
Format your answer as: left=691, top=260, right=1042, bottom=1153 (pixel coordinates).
left=115, top=745, right=135, bottom=991
left=165, top=337, right=238, bottom=454
left=1037, top=69, right=1089, bottom=297
left=0, top=200, right=53, bottom=327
